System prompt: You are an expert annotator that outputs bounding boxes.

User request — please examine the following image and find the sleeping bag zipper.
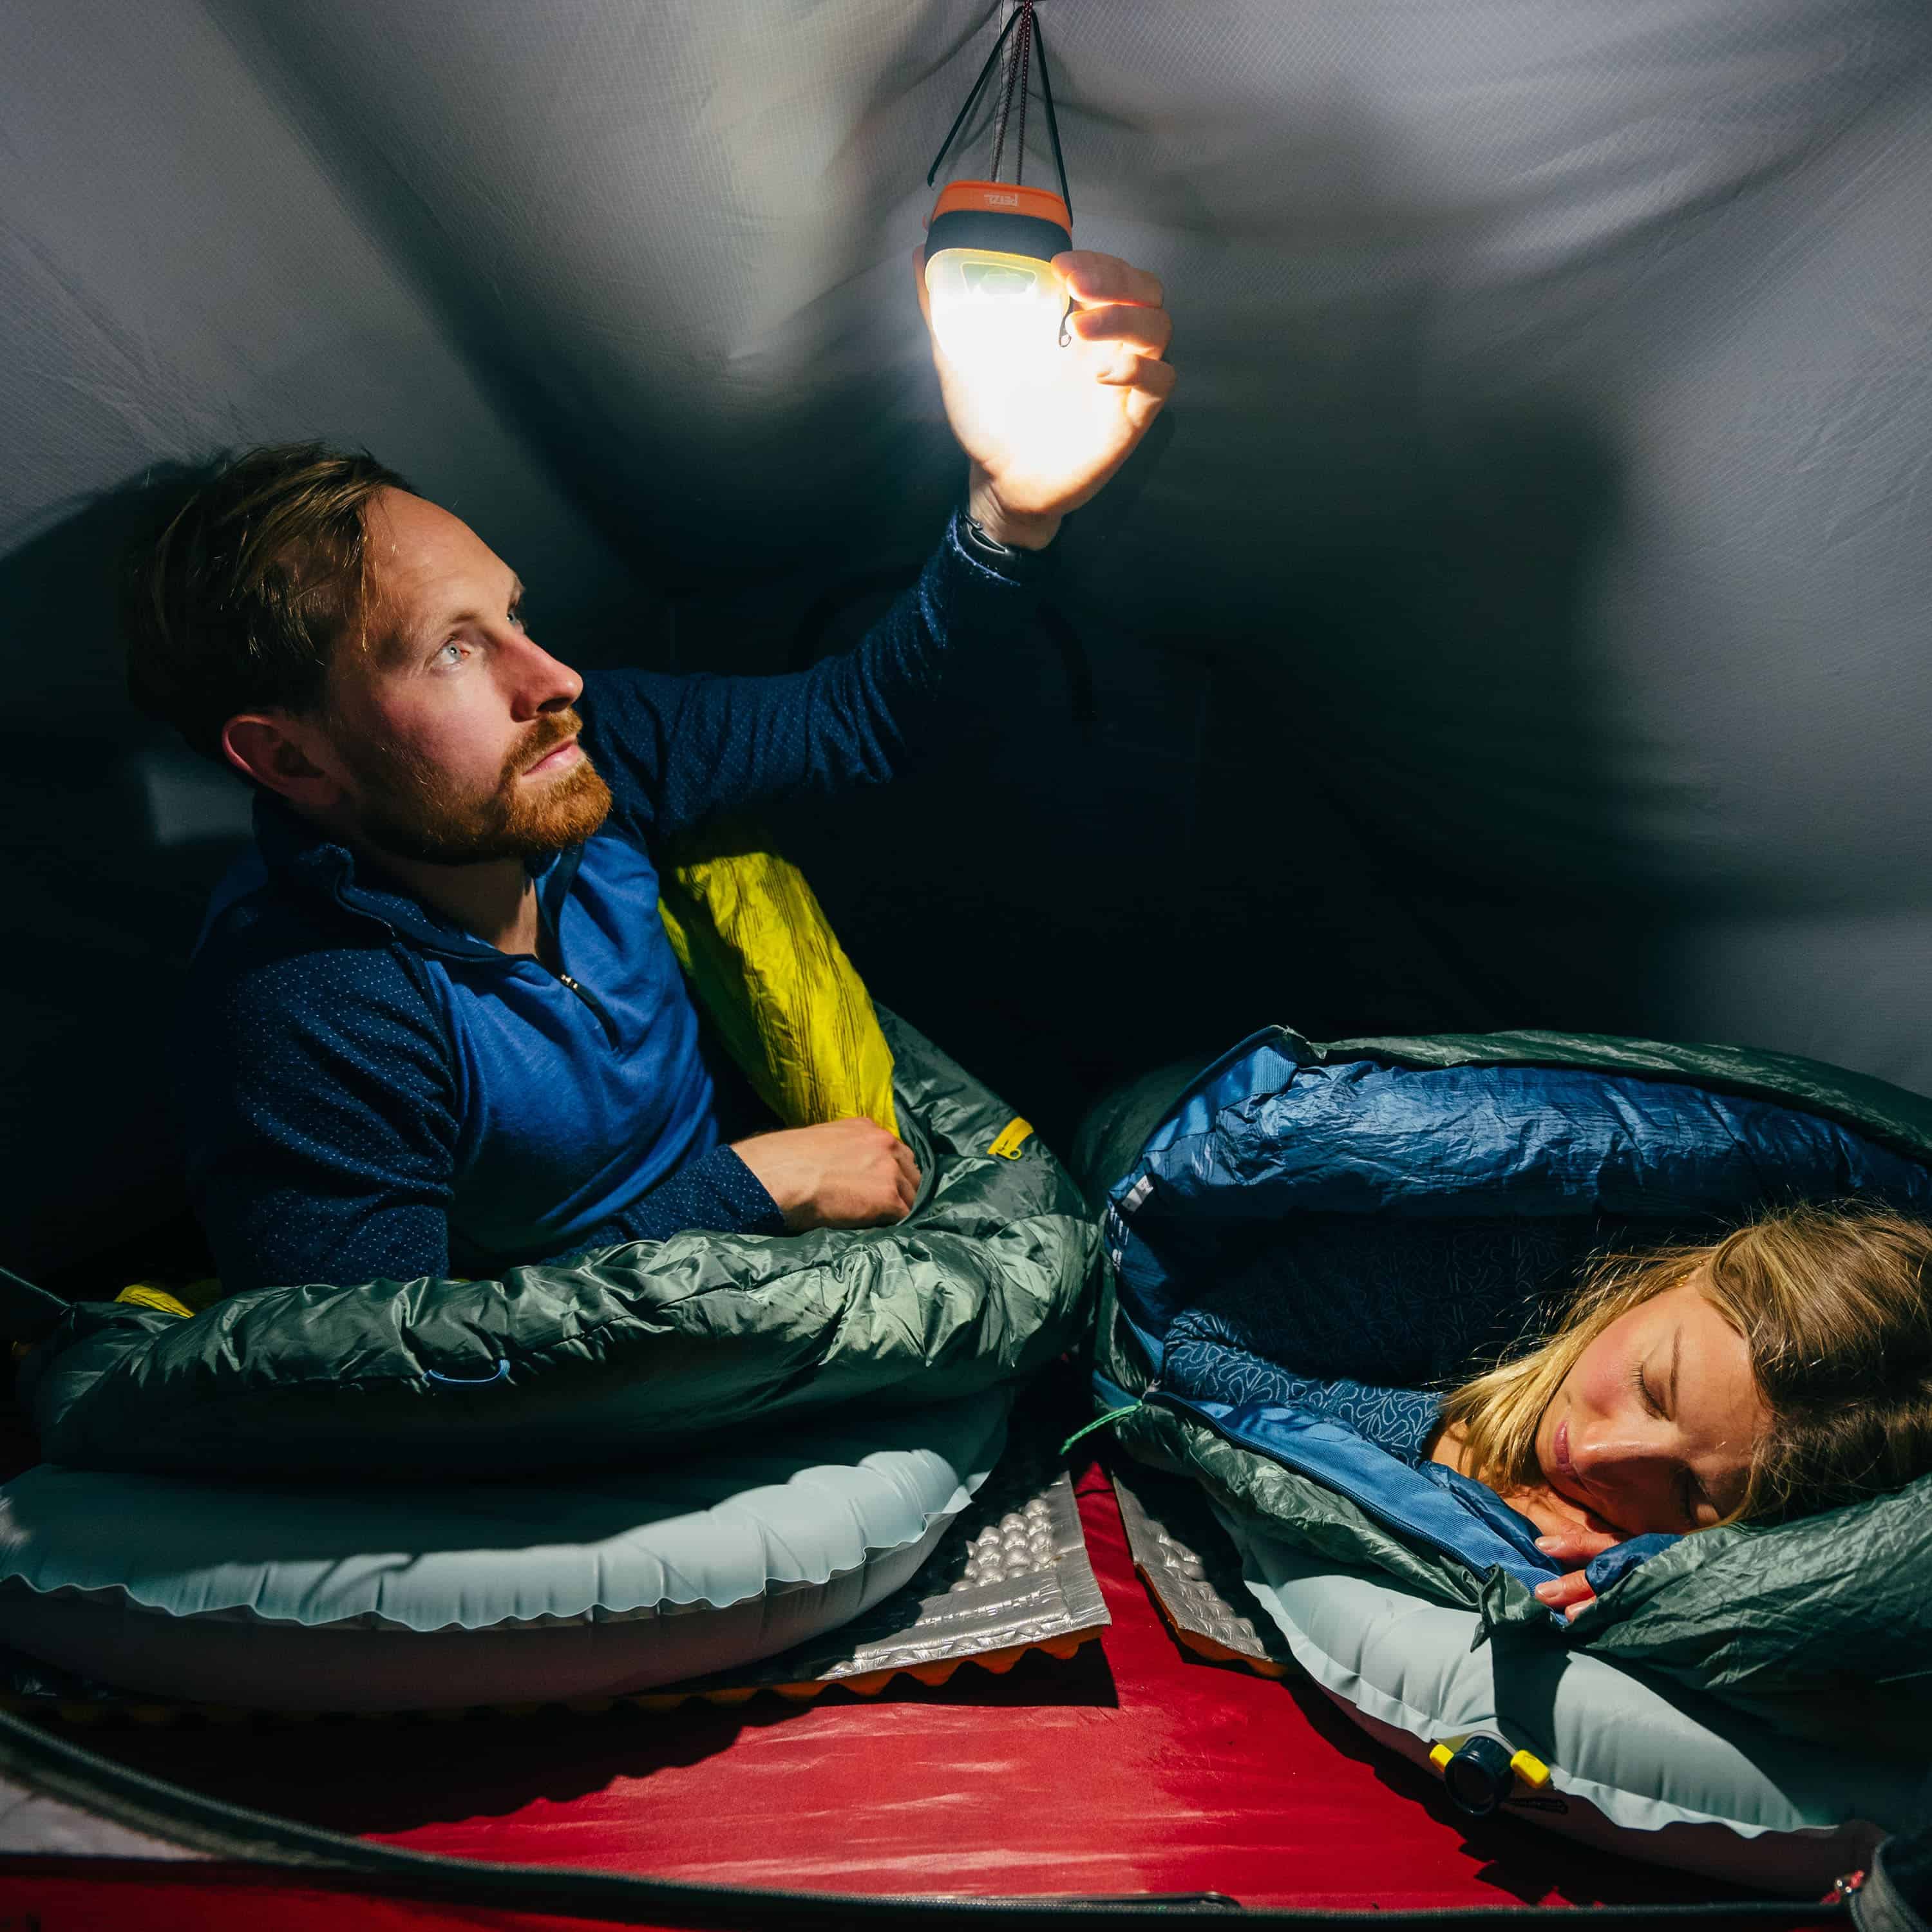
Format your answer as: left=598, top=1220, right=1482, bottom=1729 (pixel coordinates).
left=1140, top=1383, right=1561, bottom=1608
left=1092, top=1363, right=1515, bottom=1586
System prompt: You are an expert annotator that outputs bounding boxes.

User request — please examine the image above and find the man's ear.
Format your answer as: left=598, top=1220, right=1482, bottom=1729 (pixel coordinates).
left=221, top=712, right=348, bottom=810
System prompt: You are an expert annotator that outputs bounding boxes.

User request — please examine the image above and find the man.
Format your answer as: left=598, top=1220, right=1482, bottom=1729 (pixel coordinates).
left=126, top=251, right=1173, bottom=1294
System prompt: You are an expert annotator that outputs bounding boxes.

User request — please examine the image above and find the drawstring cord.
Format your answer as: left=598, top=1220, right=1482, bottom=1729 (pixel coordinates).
left=1061, top=1398, right=1146, bottom=1456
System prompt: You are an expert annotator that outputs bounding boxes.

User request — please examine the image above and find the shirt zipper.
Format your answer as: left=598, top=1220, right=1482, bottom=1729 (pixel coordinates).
left=555, top=969, right=619, bottom=1043
left=539, top=876, right=620, bottom=1044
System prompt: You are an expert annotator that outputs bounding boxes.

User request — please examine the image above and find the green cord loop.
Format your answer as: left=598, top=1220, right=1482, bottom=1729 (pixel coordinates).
left=1059, top=1401, right=1143, bottom=1457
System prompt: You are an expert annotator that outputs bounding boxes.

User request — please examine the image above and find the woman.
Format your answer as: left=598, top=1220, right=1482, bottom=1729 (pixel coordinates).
left=1430, top=1202, right=1932, bottom=1616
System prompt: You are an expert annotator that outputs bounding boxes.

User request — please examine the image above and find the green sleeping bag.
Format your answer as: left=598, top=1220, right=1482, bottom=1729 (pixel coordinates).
left=22, top=1008, right=1098, bottom=1478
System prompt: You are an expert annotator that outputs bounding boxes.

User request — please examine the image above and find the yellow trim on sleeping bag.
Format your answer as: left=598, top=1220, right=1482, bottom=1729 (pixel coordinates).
left=659, top=837, right=898, bottom=1138
left=114, top=1283, right=198, bottom=1320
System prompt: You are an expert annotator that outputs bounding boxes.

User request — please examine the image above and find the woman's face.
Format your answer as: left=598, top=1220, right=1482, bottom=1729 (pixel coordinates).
left=1534, top=1276, right=1769, bottom=1535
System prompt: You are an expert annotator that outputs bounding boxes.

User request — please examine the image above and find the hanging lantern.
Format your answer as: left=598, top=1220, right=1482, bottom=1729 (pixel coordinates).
left=923, top=3, right=1073, bottom=381
left=923, top=181, right=1072, bottom=375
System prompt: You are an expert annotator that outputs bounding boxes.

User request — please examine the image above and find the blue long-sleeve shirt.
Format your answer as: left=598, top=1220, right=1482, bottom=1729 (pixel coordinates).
left=178, top=513, right=1041, bottom=1294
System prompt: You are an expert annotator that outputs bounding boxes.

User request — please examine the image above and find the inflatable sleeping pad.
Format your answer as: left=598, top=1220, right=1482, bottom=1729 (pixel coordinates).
left=1074, top=1027, right=1932, bottom=1882
left=0, top=1389, right=1010, bottom=1712
left=18, top=1008, right=1097, bottom=1478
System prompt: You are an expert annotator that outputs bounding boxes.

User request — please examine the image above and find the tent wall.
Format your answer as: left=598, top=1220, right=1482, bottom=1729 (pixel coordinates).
left=3, top=1, right=1930, bottom=1271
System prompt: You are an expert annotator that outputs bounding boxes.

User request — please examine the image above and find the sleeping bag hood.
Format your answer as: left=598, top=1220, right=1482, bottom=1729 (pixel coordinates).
left=1075, top=1024, right=1932, bottom=1747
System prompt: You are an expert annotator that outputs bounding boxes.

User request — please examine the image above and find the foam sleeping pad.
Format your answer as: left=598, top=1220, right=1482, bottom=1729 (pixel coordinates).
left=23, top=1010, right=1098, bottom=1478
left=1077, top=1025, right=1932, bottom=1745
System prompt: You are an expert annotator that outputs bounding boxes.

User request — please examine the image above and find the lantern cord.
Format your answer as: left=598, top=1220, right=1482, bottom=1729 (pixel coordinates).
left=1032, top=16, right=1070, bottom=214
left=990, top=4, right=1033, bottom=187
left=925, top=9, right=1025, bottom=190
left=924, top=3, right=1072, bottom=216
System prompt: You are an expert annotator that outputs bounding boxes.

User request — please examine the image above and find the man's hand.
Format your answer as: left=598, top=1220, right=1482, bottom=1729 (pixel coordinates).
left=915, top=247, right=1175, bottom=549
left=730, top=1117, right=920, bottom=1231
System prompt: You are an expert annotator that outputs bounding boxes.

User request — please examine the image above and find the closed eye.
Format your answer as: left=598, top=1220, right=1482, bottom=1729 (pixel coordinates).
left=1630, top=1359, right=1662, bottom=1416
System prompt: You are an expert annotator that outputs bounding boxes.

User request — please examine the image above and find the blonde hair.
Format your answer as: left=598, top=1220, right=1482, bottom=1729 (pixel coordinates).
left=1437, top=1202, right=1932, bottom=1525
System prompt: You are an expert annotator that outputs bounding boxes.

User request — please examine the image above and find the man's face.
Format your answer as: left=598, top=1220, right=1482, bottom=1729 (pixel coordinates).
left=320, top=489, right=611, bottom=865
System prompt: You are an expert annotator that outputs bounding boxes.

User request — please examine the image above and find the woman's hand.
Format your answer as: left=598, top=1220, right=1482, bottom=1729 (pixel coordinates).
left=1530, top=1525, right=1624, bottom=1620
left=1428, top=1425, right=1622, bottom=1620
left=1500, top=1485, right=1624, bottom=1621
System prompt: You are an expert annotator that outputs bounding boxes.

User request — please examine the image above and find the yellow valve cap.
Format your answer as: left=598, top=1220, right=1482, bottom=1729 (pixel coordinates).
left=1428, top=1739, right=1550, bottom=1788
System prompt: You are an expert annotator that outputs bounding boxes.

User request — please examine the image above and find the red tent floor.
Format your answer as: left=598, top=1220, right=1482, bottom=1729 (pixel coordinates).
left=3, top=1448, right=1781, bottom=1917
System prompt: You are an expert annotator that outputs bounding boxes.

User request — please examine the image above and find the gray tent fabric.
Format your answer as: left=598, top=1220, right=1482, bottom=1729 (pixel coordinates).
left=4, top=3, right=1931, bottom=1271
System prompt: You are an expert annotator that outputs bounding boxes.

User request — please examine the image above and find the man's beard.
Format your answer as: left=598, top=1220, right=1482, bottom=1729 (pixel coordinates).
left=336, top=708, right=613, bottom=865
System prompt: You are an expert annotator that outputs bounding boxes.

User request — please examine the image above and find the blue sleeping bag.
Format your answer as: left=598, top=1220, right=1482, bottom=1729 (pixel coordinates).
left=1076, top=1025, right=1932, bottom=1739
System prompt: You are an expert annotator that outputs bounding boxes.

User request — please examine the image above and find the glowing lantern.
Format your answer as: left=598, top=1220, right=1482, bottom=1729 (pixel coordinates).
left=922, top=3, right=1072, bottom=387
left=923, top=180, right=1073, bottom=379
